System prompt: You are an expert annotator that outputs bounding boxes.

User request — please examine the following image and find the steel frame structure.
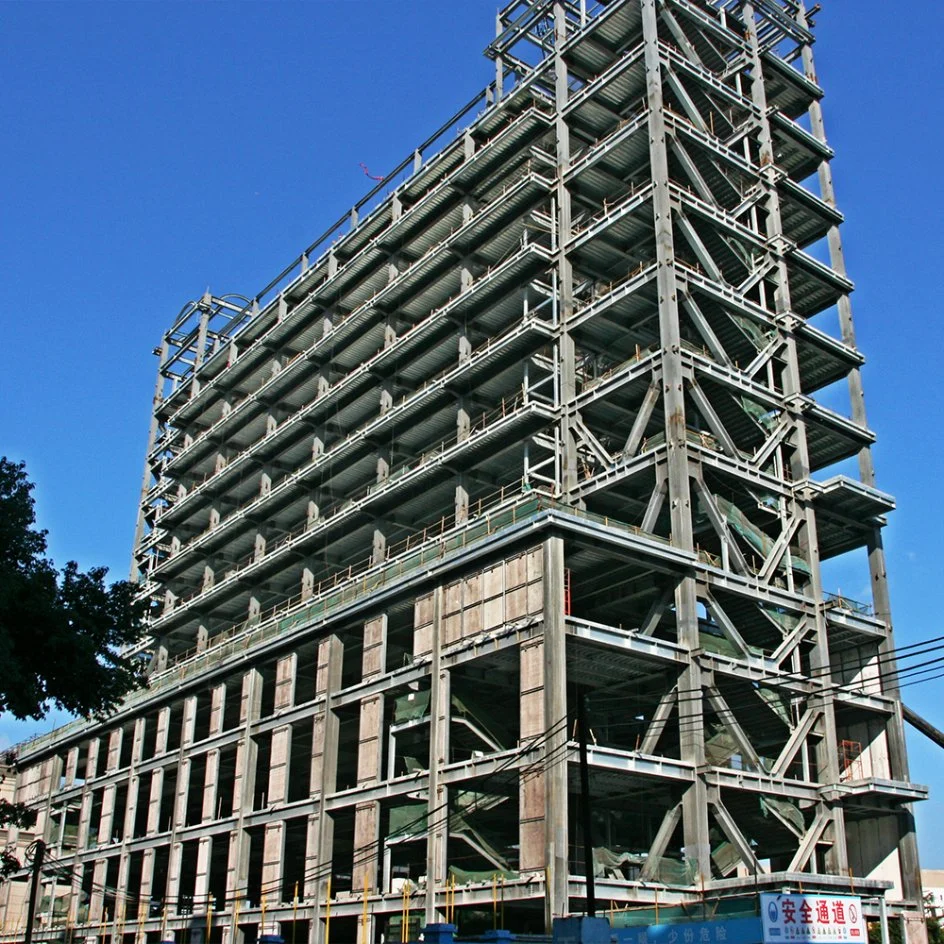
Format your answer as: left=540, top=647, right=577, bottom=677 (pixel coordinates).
left=1, top=3, right=929, bottom=944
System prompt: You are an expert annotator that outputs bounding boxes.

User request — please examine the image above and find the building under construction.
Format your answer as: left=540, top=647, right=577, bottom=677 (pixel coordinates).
left=0, top=1, right=929, bottom=943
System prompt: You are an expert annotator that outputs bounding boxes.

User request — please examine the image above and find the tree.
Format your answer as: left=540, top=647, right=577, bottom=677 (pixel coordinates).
left=1, top=756, right=35, bottom=880
left=0, top=457, right=148, bottom=877
left=0, top=457, right=147, bottom=721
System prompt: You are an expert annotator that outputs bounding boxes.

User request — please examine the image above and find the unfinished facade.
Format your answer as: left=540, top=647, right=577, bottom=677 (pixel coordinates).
left=0, top=1, right=928, bottom=943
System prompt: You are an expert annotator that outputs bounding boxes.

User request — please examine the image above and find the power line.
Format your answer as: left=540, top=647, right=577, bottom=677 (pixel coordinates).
left=33, top=638, right=944, bottom=916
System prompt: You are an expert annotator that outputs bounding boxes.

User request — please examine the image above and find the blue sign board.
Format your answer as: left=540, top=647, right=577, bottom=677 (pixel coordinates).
left=760, top=894, right=866, bottom=944
left=613, top=917, right=763, bottom=944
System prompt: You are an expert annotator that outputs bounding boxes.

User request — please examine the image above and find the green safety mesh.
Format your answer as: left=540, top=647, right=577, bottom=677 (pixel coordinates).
left=759, top=605, right=801, bottom=632
left=714, top=495, right=773, bottom=557
left=593, top=846, right=644, bottom=878
left=388, top=805, right=510, bottom=869
left=448, top=866, right=519, bottom=884
left=39, top=894, right=70, bottom=917
left=451, top=694, right=509, bottom=749
left=760, top=795, right=805, bottom=834
left=756, top=686, right=791, bottom=726
left=453, top=789, right=506, bottom=813
left=739, top=396, right=780, bottom=432
left=450, top=812, right=510, bottom=870
left=748, top=489, right=780, bottom=511
left=710, top=839, right=741, bottom=877
left=388, top=803, right=428, bottom=840
left=699, top=628, right=763, bottom=659
left=276, top=496, right=549, bottom=638
left=640, top=429, right=722, bottom=451
left=394, top=690, right=431, bottom=722
left=393, top=692, right=509, bottom=752
left=705, top=728, right=739, bottom=766
left=732, top=314, right=775, bottom=350
left=649, top=856, right=698, bottom=886
left=611, top=896, right=760, bottom=928
left=788, top=551, right=812, bottom=576
left=712, top=495, right=810, bottom=576
left=388, top=915, right=423, bottom=940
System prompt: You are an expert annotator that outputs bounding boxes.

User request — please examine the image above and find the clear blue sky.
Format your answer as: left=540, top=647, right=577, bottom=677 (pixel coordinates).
left=1, top=1, right=942, bottom=868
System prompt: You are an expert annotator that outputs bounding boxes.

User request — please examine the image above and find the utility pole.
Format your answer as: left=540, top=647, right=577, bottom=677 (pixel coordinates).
left=24, top=838, right=46, bottom=944
left=577, top=694, right=596, bottom=917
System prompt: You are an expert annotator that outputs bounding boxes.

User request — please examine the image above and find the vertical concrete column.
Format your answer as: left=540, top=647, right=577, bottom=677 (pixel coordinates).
left=138, top=848, right=155, bottom=931
left=226, top=669, right=262, bottom=922
left=261, top=821, right=285, bottom=904
left=362, top=615, right=386, bottom=681
left=519, top=634, right=546, bottom=877
left=275, top=652, right=297, bottom=711
left=113, top=723, right=145, bottom=929
left=308, top=636, right=343, bottom=944
left=77, top=786, right=95, bottom=850
left=455, top=476, right=470, bottom=525
left=210, top=683, right=226, bottom=736
left=115, top=852, right=132, bottom=937
left=174, top=696, right=198, bottom=829
left=86, top=738, right=101, bottom=780
left=248, top=596, right=262, bottom=622
left=31, top=759, right=57, bottom=846
left=123, top=718, right=147, bottom=839
left=316, top=364, right=330, bottom=399
left=99, top=784, right=117, bottom=845
left=153, top=639, right=170, bottom=673
left=302, top=566, right=316, bottom=600
left=353, top=616, right=387, bottom=910
left=155, top=707, right=171, bottom=756
left=194, top=836, right=212, bottom=912
left=66, top=859, right=85, bottom=927
left=64, top=747, right=79, bottom=787
left=425, top=589, right=450, bottom=923
left=106, top=729, right=122, bottom=772
left=268, top=726, right=291, bottom=805
left=456, top=397, right=471, bottom=443
left=259, top=463, right=274, bottom=499
left=372, top=527, right=387, bottom=566
left=0, top=876, right=10, bottom=932
left=379, top=378, right=394, bottom=415
left=458, top=331, right=472, bottom=365
left=167, top=840, right=184, bottom=915
left=542, top=536, right=569, bottom=926
left=174, top=756, right=191, bottom=827
left=147, top=766, right=165, bottom=835
left=203, top=750, right=221, bottom=822
left=132, top=717, right=146, bottom=764
left=180, top=695, right=197, bottom=750
left=88, top=859, right=107, bottom=925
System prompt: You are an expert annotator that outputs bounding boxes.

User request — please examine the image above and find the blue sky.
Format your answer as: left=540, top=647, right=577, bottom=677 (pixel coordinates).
left=1, top=1, right=943, bottom=868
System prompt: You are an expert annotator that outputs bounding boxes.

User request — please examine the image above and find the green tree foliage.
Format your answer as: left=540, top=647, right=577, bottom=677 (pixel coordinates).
left=0, top=457, right=147, bottom=722
left=0, top=776, right=35, bottom=880
left=869, top=914, right=944, bottom=944
left=0, top=458, right=148, bottom=878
